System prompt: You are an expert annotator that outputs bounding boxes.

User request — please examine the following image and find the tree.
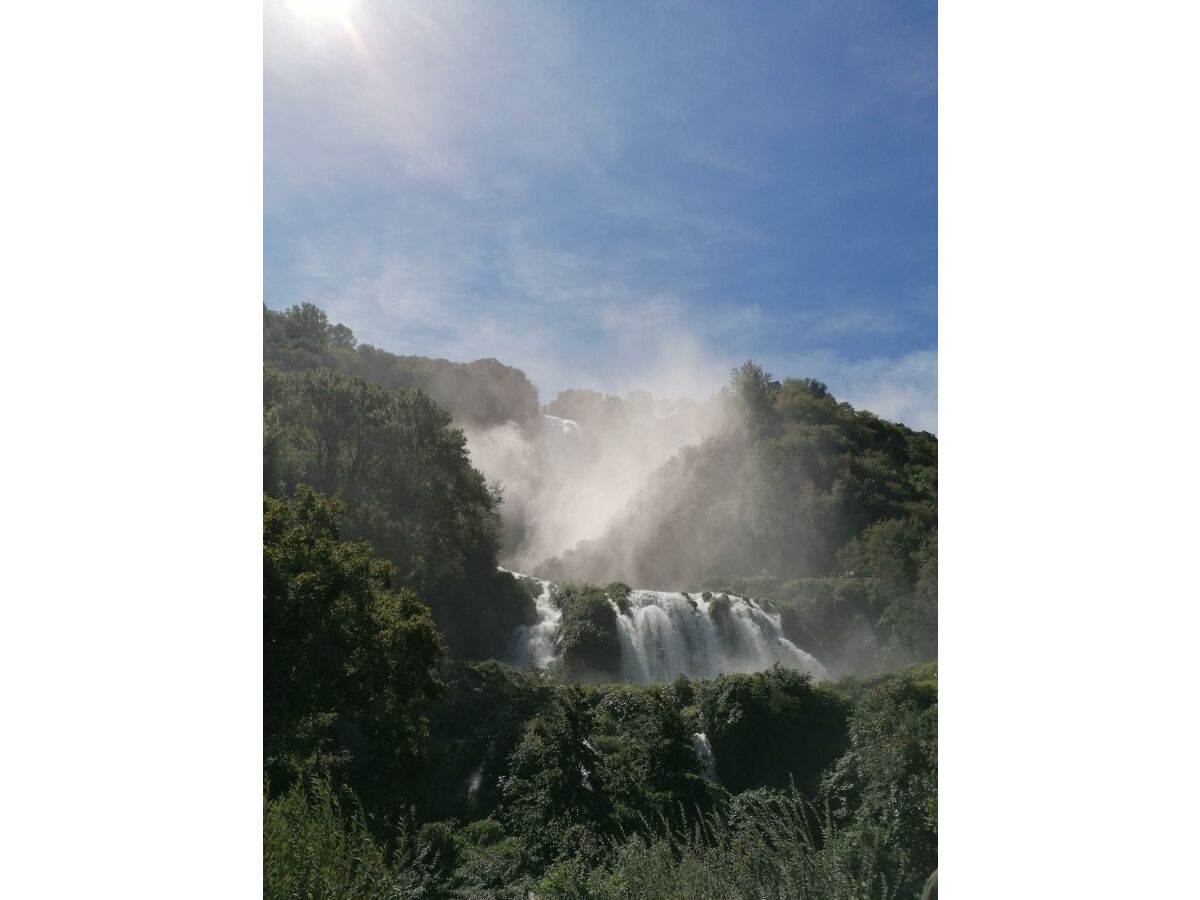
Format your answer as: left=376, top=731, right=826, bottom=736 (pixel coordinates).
left=264, top=365, right=535, bottom=658
left=727, top=360, right=779, bottom=441
left=500, top=687, right=615, bottom=867
left=821, top=665, right=937, bottom=896
left=264, top=487, right=444, bottom=805
left=283, top=302, right=331, bottom=347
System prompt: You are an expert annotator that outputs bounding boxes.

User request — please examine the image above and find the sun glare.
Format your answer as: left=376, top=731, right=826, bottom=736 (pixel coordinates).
left=286, top=0, right=356, bottom=25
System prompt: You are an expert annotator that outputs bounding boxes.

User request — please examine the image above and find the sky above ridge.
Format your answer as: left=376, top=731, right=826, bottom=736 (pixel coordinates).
left=265, top=0, right=937, bottom=432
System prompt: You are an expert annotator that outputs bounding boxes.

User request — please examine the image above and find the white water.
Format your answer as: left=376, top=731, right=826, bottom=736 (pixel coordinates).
left=541, top=414, right=582, bottom=436
left=466, top=762, right=485, bottom=800
left=505, top=575, right=830, bottom=682
left=505, top=573, right=561, bottom=669
left=691, top=732, right=720, bottom=782
left=615, top=590, right=829, bottom=681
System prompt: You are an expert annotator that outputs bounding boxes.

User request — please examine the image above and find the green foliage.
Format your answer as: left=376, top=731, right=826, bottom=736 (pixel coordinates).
left=263, top=776, right=482, bottom=900
left=499, top=686, right=616, bottom=867
left=422, top=660, right=554, bottom=821
left=265, top=304, right=539, bottom=428
left=552, top=583, right=622, bottom=680
left=264, top=776, right=402, bottom=900
left=264, top=662, right=935, bottom=899
left=263, top=488, right=444, bottom=806
left=538, top=787, right=903, bottom=900
left=264, top=364, right=534, bottom=657
left=450, top=823, right=533, bottom=899
left=698, top=666, right=850, bottom=795
left=605, top=581, right=632, bottom=615
left=542, top=364, right=937, bottom=676
left=515, top=573, right=545, bottom=606
left=822, top=664, right=938, bottom=896
left=261, top=309, right=938, bottom=894
left=591, top=684, right=718, bottom=833
left=727, top=360, right=780, bottom=442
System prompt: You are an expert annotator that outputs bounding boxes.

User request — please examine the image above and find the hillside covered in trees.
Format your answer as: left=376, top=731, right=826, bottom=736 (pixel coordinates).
left=539, top=362, right=937, bottom=673
left=265, top=303, right=540, bottom=429
left=263, top=303, right=937, bottom=897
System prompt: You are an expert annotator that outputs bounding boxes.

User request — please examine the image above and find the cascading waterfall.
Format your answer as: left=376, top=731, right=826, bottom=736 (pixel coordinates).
left=505, top=574, right=830, bottom=682
left=505, top=573, right=560, bottom=669
left=691, top=732, right=720, bottom=782
left=614, top=589, right=829, bottom=681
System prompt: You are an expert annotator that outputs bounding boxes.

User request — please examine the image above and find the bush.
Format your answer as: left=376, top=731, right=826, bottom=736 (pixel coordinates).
left=606, top=582, right=633, bottom=615
left=821, top=664, right=937, bottom=895
left=422, top=660, right=553, bottom=821
left=698, top=665, right=850, bottom=794
left=553, top=583, right=622, bottom=680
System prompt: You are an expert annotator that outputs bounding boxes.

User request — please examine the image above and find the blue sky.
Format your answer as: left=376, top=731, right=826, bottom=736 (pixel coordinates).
left=265, top=0, right=937, bottom=431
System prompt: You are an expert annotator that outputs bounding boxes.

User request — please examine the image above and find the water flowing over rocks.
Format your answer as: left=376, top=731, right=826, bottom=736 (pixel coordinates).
left=506, top=573, right=829, bottom=682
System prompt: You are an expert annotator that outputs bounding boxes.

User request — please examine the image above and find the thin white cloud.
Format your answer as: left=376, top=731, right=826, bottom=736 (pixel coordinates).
left=265, top=0, right=618, bottom=198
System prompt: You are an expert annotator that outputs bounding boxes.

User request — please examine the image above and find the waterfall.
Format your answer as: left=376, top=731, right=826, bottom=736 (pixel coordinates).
left=466, top=762, right=485, bottom=801
left=691, top=732, right=720, bottom=782
left=505, top=573, right=829, bottom=682
left=613, top=590, right=829, bottom=681
left=505, top=573, right=561, bottom=669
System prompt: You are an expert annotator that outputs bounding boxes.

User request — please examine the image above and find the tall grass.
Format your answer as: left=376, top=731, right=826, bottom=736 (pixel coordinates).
left=266, top=778, right=916, bottom=900
left=264, top=777, right=407, bottom=900
left=540, top=788, right=904, bottom=900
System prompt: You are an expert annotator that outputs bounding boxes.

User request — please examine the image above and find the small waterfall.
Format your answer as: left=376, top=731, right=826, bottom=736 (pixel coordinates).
left=466, top=762, right=485, bottom=801
left=504, top=574, right=829, bottom=682
left=691, top=732, right=720, bottom=782
left=506, top=574, right=561, bottom=669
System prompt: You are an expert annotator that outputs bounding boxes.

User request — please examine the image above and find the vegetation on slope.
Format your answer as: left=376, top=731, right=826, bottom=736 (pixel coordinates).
left=261, top=483, right=936, bottom=895
left=265, top=303, right=539, bottom=429
left=264, top=364, right=535, bottom=658
left=541, top=362, right=937, bottom=675
left=264, top=661, right=937, bottom=899
left=264, top=488, right=444, bottom=813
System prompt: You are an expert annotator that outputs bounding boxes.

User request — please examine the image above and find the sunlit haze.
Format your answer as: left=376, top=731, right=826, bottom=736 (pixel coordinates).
left=265, top=0, right=937, bottom=431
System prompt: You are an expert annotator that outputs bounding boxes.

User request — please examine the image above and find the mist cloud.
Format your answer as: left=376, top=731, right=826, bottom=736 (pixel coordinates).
left=463, top=385, right=728, bottom=570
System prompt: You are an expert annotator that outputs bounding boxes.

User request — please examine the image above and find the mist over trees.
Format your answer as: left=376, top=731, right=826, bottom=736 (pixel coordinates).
left=540, top=361, right=938, bottom=674
left=265, top=304, right=936, bottom=674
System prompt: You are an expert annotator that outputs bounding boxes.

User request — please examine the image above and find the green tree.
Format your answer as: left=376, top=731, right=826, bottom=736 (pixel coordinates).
left=822, top=664, right=938, bottom=896
left=727, top=360, right=779, bottom=441
left=698, top=666, right=849, bottom=795
left=264, top=365, right=534, bottom=657
left=264, top=487, right=444, bottom=805
left=500, top=687, right=615, bottom=867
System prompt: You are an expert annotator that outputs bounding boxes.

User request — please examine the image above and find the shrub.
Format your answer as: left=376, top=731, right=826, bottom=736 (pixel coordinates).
left=606, top=582, right=633, bottom=615
left=698, top=666, right=850, bottom=794
left=553, top=583, right=622, bottom=680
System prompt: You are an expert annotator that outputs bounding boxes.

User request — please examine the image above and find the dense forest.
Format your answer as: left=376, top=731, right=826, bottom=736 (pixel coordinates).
left=264, top=303, right=937, bottom=898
